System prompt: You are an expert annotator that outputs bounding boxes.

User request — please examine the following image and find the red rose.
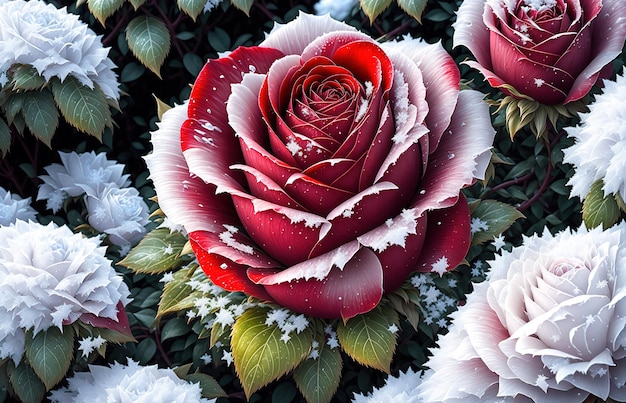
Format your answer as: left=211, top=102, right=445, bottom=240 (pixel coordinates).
left=146, top=13, right=495, bottom=320
left=454, top=0, right=626, bottom=105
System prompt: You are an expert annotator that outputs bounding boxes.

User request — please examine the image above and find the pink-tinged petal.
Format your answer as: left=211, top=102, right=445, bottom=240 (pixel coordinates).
left=412, top=90, right=495, bottom=217
left=145, top=102, right=238, bottom=234
left=248, top=247, right=383, bottom=320
left=414, top=193, right=471, bottom=274
left=386, top=50, right=428, bottom=134
left=261, top=12, right=361, bottom=56
left=79, top=301, right=135, bottom=341
left=283, top=173, right=353, bottom=216
left=230, top=164, right=305, bottom=209
left=358, top=208, right=428, bottom=291
left=190, top=233, right=274, bottom=301
left=453, top=0, right=493, bottom=69
left=565, top=0, right=626, bottom=103
left=227, top=72, right=270, bottom=150
left=230, top=193, right=329, bottom=266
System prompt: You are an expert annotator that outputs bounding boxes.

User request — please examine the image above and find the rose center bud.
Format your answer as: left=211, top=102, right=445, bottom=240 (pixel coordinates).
left=517, top=0, right=560, bottom=19
left=547, top=258, right=588, bottom=276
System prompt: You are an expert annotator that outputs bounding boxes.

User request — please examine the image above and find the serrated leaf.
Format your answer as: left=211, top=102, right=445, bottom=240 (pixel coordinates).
left=11, top=65, right=46, bottom=91
left=119, top=228, right=189, bottom=274
left=293, top=340, right=342, bottom=403
left=183, top=373, right=228, bottom=399
left=51, top=76, right=111, bottom=139
left=158, top=268, right=196, bottom=317
left=2, top=92, right=26, bottom=124
left=231, top=307, right=313, bottom=398
left=397, top=0, right=427, bottom=22
left=25, top=326, right=74, bottom=390
left=88, top=0, right=124, bottom=25
left=126, top=16, right=171, bottom=78
left=177, top=0, right=206, bottom=20
left=0, top=118, right=10, bottom=156
left=583, top=179, right=621, bottom=230
left=337, top=305, right=398, bottom=372
left=231, top=0, right=253, bottom=16
left=359, top=0, right=393, bottom=22
left=470, top=200, right=525, bottom=246
left=21, top=90, right=59, bottom=147
left=8, top=361, right=46, bottom=403
left=129, top=0, right=147, bottom=9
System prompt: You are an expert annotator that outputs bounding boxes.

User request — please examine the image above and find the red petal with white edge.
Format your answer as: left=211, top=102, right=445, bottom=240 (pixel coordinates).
left=283, top=173, right=353, bottom=216
left=453, top=0, right=492, bottom=68
left=248, top=247, right=383, bottom=320
left=414, top=193, right=471, bottom=274
left=238, top=135, right=300, bottom=187
left=231, top=164, right=305, bottom=210
left=79, top=301, right=134, bottom=341
left=145, top=102, right=237, bottom=234
left=412, top=90, right=494, bottom=218
left=566, top=0, right=626, bottom=103
left=190, top=233, right=273, bottom=301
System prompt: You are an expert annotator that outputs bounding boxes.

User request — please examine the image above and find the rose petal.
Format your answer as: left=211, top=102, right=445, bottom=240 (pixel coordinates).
left=283, top=172, right=354, bottom=215
left=230, top=164, right=305, bottom=209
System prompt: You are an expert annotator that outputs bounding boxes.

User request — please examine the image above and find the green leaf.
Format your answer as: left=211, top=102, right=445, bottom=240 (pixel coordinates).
left=293, top=339, right=342, bottom=403
left=183, top=373, right=228, bottom=399
left=158, top=268, right=196, bottom=317
left=231, top=0, right=253, bottom=16
left=87, top=0, right=124, bottom=25
left=119, top=228, right=189, bottom=274
left=7, top=361, right=46, bottom=403
left=470, top=200, right=525, bottom=246
left=25, top=326, right=74, bottom=390
left=11, top=65, right=46, bottom=91
left=120, top=62, right=146, bottom=83
left=231, top=307, right=313, bottom=398
left=126, top=16, right=171, bottom=78
left=51, top=76, right=111, bottom=139
left=161, top=316, right=191, bottom=341
left=396, top=0, right=428, bottom=22
left=177, top=0, right=206, bottom=20
left=359, top=0, right=393, bottom=23
left=21, top=90, right=59, bottom=147
left=337, top=305, right=398, bottom=372
left=582, top=179, right=621, bottom=230
left=0, top=118, right=10, bottom=156
left=2, top=92, right=26, bottom=124
left=183, top=53, right=204, bottom=77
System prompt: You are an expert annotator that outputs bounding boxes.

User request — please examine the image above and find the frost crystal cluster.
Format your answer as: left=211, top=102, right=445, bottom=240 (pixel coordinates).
left=352, top=368, right=423, bottom=403
left=563, top=73, right=626, bottom=201
left=0, top=0, right=119, bottom=100
left=0, top=220, right=130, bottom=364
left=0, top=186, right=36, bottom=225
left=49, top=360, right=214, bottom=403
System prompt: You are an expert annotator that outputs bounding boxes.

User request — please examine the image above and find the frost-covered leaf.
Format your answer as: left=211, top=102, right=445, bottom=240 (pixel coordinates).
left=119, top=228, right=190, bottom=274
left=126, top=16, right=171, bottom=77
left=0, top=118, right=10, bottom=156
left=231, top=307, right=313, bottom=398
left=397, top=0, right=428, bottom=22
left=231, top=0, right=253, bottom=16
left=583, top=179, right=621, bottom=230
left=337, top=304, right=398, bottom=372
left=293, top=337, right=342, bottom=403
left=87, top=0, right=124, bottom=25
left=183, top=373, right=228, bottom=399
left=158, top=267, right=197, bottom=317
left=51, top=76, right=111, bottom=139
left=470, top=199, right=525, bottom=246
left=8, top=361, right=46, bottom=403
left=177, top=0, right=206, bottom=20
left=25, top=326, right=74, bottom=390
left=11, top=65, right=46, bottom=91
left=359, top=0, right=393, bottom=22
left=21, top=90, right=59, bottom=147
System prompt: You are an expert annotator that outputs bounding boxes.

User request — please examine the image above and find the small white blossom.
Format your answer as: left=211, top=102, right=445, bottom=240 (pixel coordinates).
left=0, top=186, right=37, bottom=225
left=48, top=360, right=213, bottom=403
left=492, top=234, right=506, bottom=251
left=78, top=335, right=106, bottom=358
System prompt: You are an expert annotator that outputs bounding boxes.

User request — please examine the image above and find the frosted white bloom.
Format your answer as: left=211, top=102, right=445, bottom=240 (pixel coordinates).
left=314, top=0, right=358, bottom=20
left=0, top=0, right=119, bottom=100
left=352, top=368, right=423, bottom=402
left=38, top=151, right=130, bottom=213
left=417, top=222, right=626, bottom=402
left=0, top=220, right=130, bottom=365
left=48, top=360, right=214, bottom=403
left=0, top=186, right=37, bottom=225
left=85, top=184, right=150, bottom=248
left=563, top=73, right=626, bottom=200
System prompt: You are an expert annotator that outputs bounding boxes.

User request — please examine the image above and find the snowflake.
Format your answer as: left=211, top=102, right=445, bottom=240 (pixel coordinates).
left=221, top=350, right=234, bottom=366
left=470, top=217, right=489, bottom=235
left=431, top=256, right=449, bottom=275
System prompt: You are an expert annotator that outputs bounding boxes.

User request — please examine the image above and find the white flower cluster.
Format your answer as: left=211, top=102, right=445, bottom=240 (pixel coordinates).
left=0, top=0, right=119, bottom=100
left=0, top=220, right=130, bottom=365
left=37, top=151, right=149, bottom=253
left=49, top=360, right=214, bottom=403
left=563, top=73, right=626, bottom=200
left=0, top=186, right=37, bottom=226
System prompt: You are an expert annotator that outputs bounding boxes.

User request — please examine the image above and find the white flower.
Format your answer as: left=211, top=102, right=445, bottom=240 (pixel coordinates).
left=313, top=0, right=358, bottom=20
left=86, top=184, right=150, bottom=248
left=0, top=220, right=130, bottom=365
left=0, top=0, right=119, bottom=100
left=37, top=151, right=130, bottom=212
left=48, top=360, right=214, bottom=403
left=0, top=186, right=37, bottom=225
left=417, top=222, right=626, bottom=402
left=563, top=73, right=626, bottom=200
left=352, top=368, right=423, bottom=402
